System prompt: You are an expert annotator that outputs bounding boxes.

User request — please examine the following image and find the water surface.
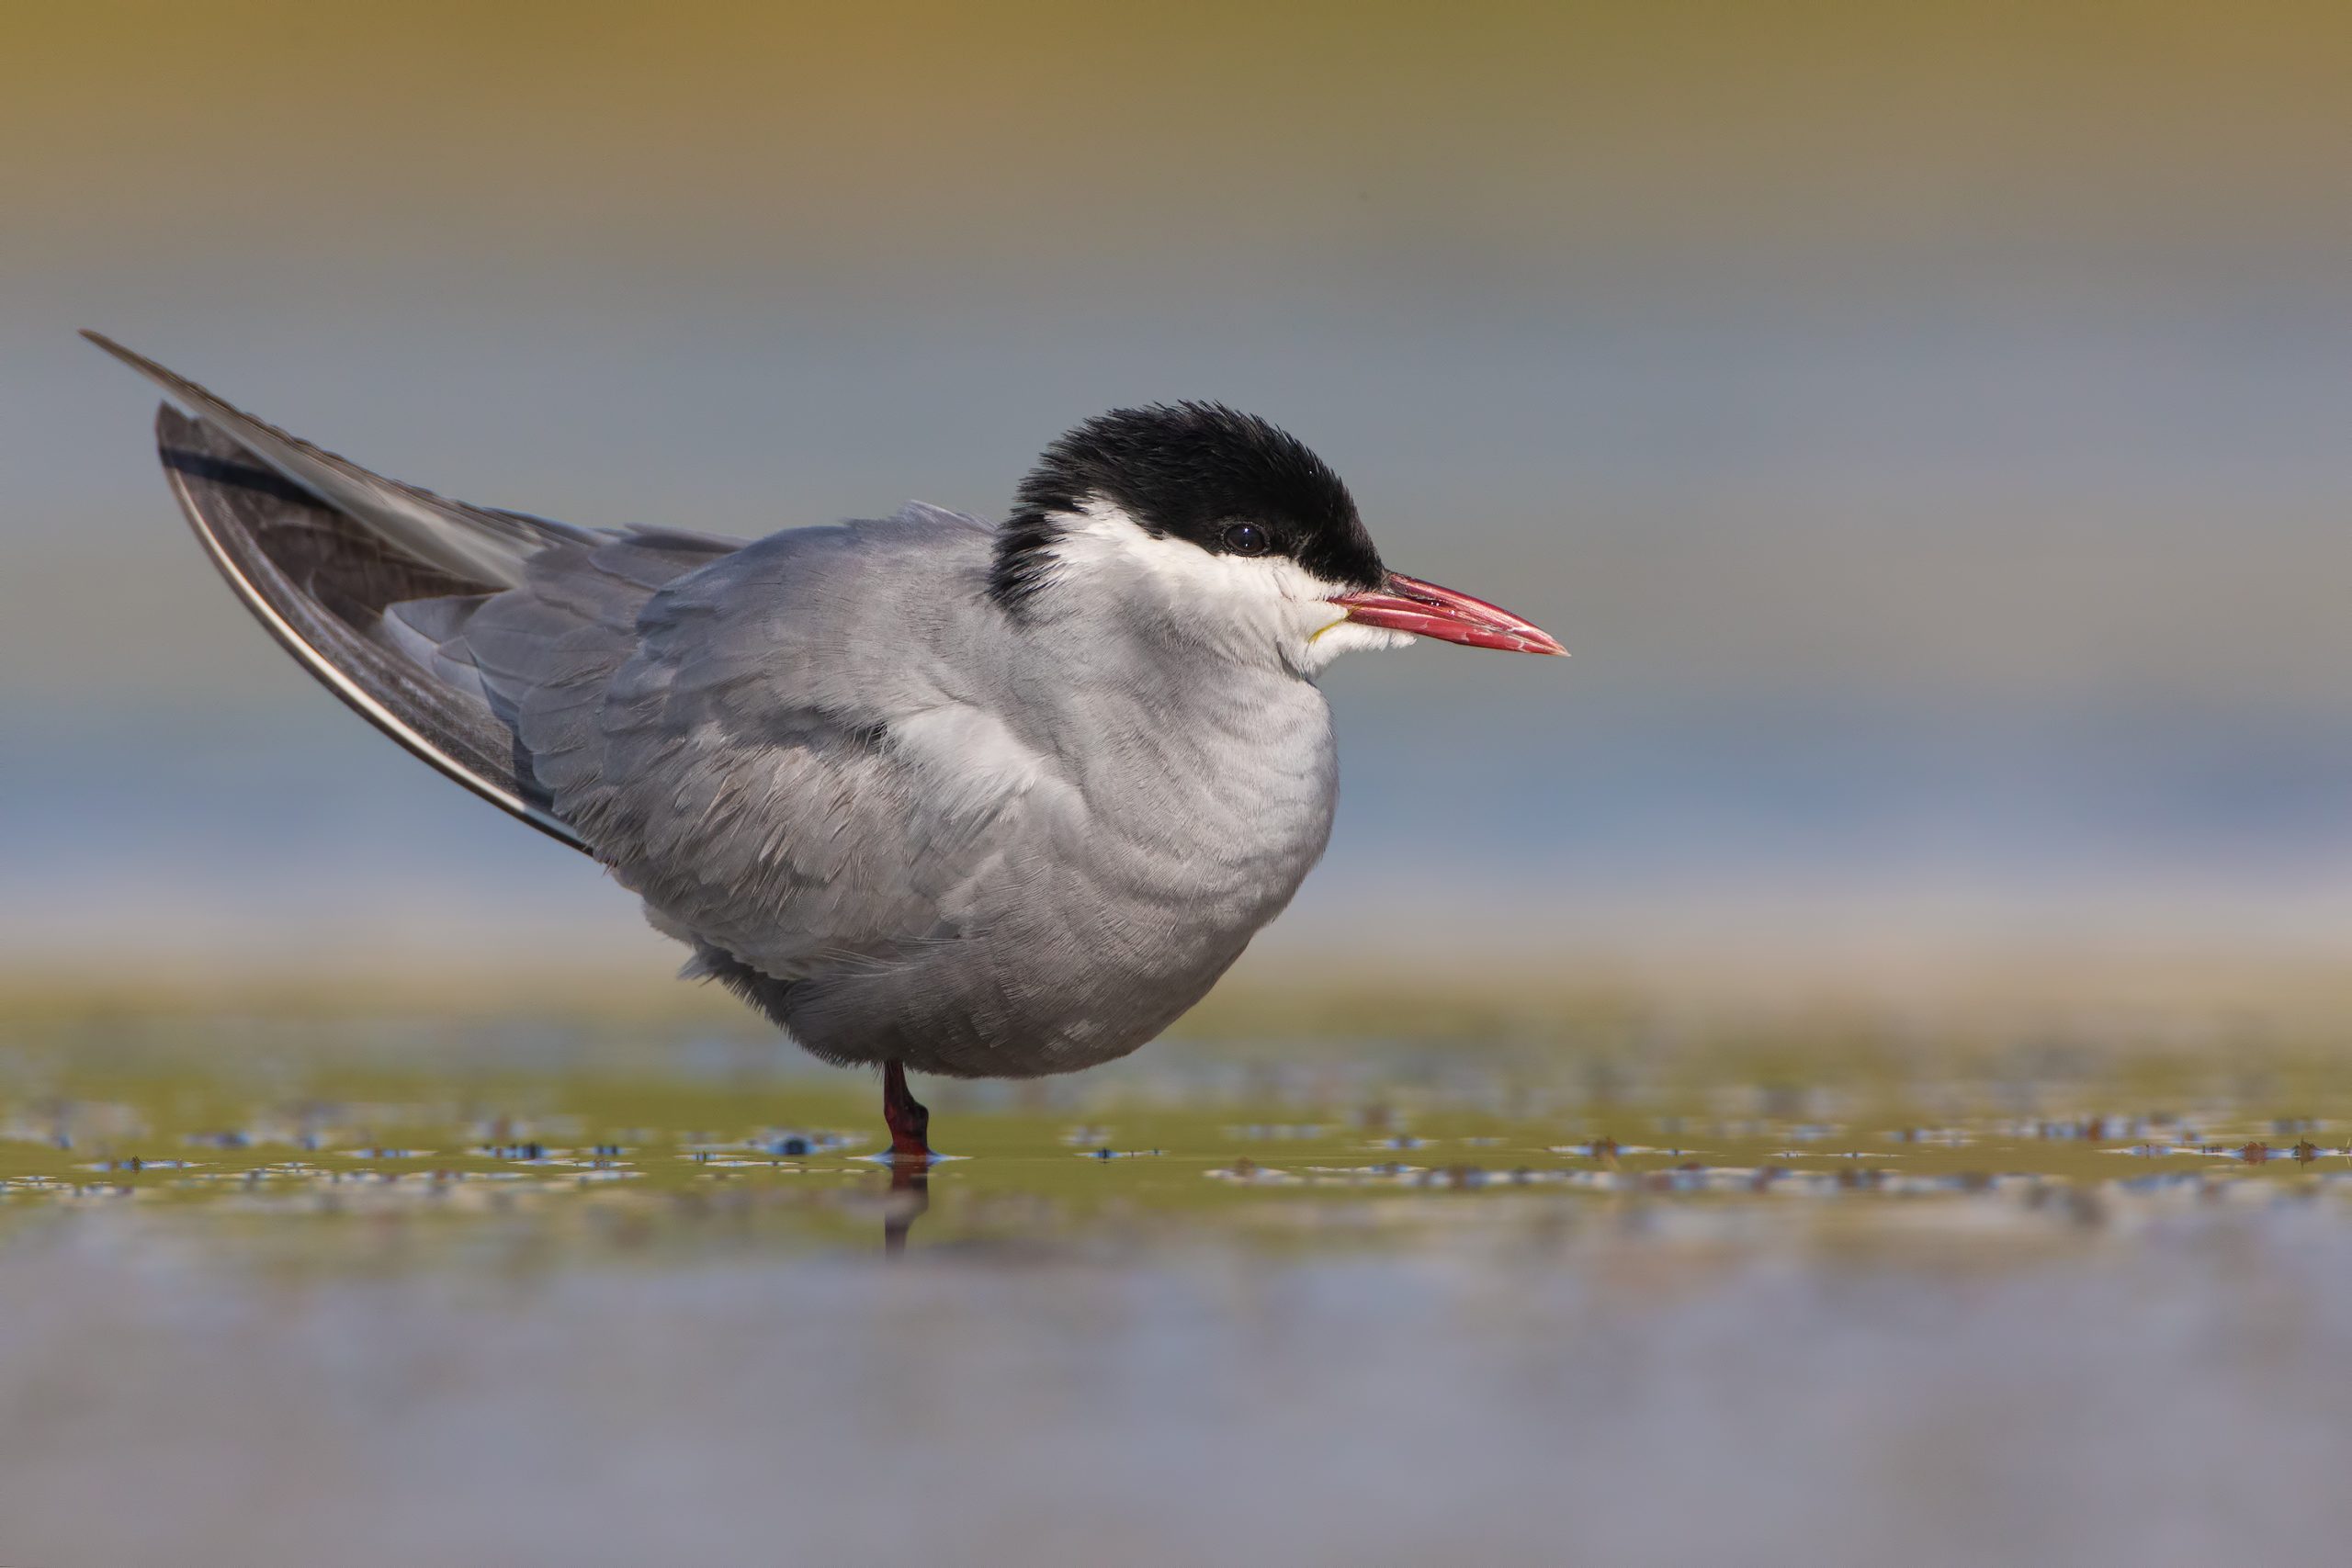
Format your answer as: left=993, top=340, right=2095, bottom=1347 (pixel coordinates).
left=3, top=1016, right=2349, bottom=1565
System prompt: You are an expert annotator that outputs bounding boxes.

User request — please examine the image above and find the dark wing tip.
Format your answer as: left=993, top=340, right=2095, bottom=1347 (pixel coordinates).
left=84, top=330, right=227, bottom=423
left=155, top=403, right=315, bottom=506
left=151, top=396, right=590, bottom=852
left=82, top=327, right=157, bottom=376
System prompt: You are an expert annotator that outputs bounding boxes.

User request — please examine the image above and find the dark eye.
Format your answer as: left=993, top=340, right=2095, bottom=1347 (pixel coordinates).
left=1221, top=522, right=1272, bottom=556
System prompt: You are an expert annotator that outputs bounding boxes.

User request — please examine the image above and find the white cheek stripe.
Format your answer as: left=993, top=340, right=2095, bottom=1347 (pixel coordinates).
left=1046, top=496, right=1338, bottom=604
left=1039, top=496, right=1410, bottom=674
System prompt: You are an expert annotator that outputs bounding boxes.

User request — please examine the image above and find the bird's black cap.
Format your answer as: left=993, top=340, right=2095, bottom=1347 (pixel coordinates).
left=992, top=401, right=1385, bottom=609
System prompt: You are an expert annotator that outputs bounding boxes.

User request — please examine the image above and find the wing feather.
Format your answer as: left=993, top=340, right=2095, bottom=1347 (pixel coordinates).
left=534, top=513, right=1047, bottom=985
left=107, top=333, right=1035, bottom=1013
left=155, top=406, right=584, bottom=843
left=90, top=330, right=599, bottom=585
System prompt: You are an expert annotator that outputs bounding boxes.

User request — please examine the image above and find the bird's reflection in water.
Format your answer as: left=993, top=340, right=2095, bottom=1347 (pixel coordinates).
left=882, top=1158, right=931, bottom=1255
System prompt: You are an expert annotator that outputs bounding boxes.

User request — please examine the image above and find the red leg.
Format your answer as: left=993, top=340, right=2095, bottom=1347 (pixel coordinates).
left=882, top=1060, right=933, bottom=1163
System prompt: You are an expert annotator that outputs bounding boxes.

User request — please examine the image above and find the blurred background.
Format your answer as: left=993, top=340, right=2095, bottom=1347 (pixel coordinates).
left=15, top=9, right=2352, bottom=1565
left=8, top=0, right=2352, bottom=1017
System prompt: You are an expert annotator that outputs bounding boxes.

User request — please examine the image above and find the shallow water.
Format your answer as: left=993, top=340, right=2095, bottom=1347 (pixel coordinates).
left=4, top=1019, right=2351, bottom=1565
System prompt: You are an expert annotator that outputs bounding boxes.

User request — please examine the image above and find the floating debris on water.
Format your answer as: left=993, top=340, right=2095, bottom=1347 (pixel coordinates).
left=1207, top=1158, right=1299, bottom=1185
left=4, top=1034, right=2352, bottom=1261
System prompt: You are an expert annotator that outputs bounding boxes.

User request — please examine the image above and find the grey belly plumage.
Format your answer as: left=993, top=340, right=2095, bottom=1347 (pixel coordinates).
left=673, top=678, right=1342, bottom=1077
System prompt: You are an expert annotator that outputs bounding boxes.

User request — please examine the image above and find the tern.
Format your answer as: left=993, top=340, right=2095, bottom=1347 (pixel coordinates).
left=87, top=331, right=1564, bottom=1161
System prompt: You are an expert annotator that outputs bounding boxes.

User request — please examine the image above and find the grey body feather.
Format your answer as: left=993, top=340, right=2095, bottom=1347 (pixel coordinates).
left=100, top=336, right=1340, bottom=1077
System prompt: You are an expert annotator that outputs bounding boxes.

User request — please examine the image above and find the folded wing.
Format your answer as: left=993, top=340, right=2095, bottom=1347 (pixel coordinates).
left=99, top=333, right=741, bottom=848
left=101, top=335, right=1037, bottom=1030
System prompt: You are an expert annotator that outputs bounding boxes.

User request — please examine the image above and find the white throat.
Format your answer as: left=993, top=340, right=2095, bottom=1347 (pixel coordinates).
left=1031, top=497, right=1411, bottom=677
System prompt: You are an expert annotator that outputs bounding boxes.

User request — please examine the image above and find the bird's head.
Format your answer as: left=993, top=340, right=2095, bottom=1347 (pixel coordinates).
left=991, top=401, right=1564, bottom=676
